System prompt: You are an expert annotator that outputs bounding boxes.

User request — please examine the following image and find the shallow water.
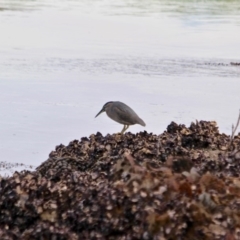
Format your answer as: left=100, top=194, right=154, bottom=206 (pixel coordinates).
left=0, top=0, right=240, bottom=168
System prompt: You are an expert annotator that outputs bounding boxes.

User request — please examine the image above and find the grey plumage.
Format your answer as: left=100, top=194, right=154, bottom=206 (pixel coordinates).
left=95, top=101, right=146, bottom=134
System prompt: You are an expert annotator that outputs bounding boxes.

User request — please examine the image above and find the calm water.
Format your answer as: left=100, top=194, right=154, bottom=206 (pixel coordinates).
left=0, top=0, right=240, bottom=166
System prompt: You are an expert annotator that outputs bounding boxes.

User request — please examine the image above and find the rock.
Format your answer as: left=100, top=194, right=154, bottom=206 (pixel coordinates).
left=1, top=121, right=240, bottom=239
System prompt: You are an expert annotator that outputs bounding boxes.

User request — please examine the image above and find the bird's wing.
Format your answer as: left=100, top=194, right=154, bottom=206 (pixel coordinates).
left=112, top=105, right=137, bottom=125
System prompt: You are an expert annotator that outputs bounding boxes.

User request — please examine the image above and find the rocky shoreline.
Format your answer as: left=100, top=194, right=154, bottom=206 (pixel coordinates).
left=1, top=121, right=240, bottom=239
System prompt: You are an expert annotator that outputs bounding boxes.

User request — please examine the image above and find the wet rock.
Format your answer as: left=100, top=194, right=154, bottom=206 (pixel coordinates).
left=230, top=62, right=240, bottom=66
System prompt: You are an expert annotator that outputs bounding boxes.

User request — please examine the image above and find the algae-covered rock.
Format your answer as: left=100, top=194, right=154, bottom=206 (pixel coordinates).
left=1, top=121, right=240, bottom=239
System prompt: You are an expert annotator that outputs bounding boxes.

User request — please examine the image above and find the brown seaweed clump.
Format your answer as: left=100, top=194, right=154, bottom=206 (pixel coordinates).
left=1, top=121, right=240, bottom=239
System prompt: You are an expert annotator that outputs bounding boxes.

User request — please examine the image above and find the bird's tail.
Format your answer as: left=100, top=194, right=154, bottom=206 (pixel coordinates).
left=138, top=118, right=146, bottom=127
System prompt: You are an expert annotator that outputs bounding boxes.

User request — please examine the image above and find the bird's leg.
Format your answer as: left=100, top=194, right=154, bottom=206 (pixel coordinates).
left=120, top=125, right=129, bottom=134
left=124, top=125, right=129, bottom=133
left=120, top=125, right=126, bottom=134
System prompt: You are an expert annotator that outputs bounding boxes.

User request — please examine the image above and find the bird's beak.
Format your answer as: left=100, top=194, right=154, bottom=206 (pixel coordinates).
left=95, top=108, right=104, bottom=118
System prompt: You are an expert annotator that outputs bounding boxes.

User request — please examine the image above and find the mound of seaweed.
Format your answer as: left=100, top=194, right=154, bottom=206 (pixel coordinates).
left=1, top=121, right=240, bottom=239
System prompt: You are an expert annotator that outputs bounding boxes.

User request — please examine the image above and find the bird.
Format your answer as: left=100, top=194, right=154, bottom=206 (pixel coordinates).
left=95, top=101, right=146, bottom=134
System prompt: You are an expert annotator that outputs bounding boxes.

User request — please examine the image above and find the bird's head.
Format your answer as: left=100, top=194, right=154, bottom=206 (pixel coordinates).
left=95, top=101, right=113, bottom=118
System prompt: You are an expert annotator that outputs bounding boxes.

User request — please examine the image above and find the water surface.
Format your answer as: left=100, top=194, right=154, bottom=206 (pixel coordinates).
left=0, top=0, right=240, bottom=168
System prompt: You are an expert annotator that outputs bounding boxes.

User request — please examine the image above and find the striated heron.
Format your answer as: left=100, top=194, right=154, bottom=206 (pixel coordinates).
left=95, top=101, right=146, bottom=134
